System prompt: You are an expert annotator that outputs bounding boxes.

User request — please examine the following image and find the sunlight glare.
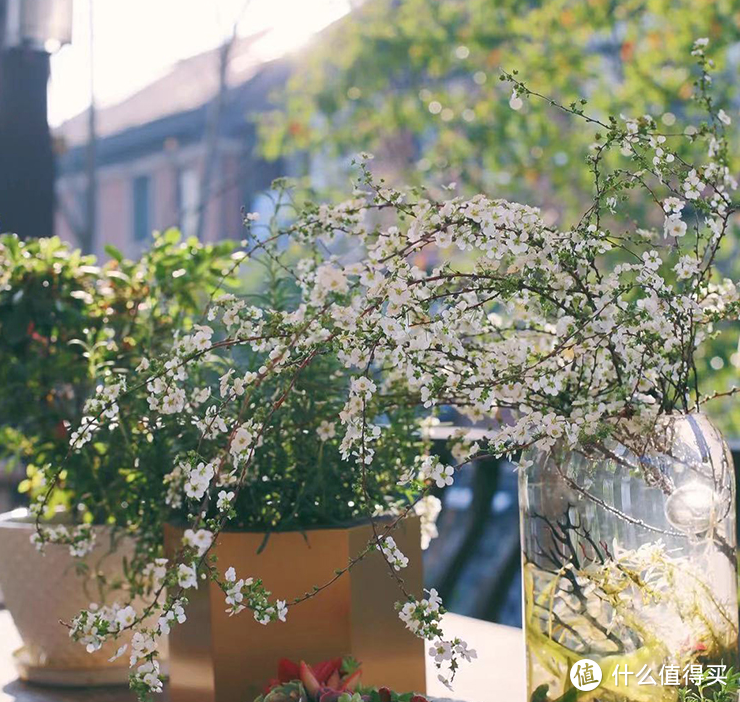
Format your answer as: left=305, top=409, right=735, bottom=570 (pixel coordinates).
left=48, top=0, right=350, bottom=127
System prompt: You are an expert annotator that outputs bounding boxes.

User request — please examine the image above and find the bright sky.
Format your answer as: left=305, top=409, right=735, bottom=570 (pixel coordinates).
left=48, top=0, right=350, bottom=127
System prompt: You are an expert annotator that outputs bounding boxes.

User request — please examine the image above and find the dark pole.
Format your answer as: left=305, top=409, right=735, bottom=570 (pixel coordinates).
left=0, top=0, right=55, bottom=240
left=83, top=0, right=95, bottom=253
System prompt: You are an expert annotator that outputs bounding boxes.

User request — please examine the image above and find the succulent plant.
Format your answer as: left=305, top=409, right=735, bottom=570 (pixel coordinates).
left=255, top=657, right=427, bottom=702
left=256, top=681, right=309, bottom=702
left=319, top=692, right=368, bottom=702
left=258, top=657, right=363, bottom=702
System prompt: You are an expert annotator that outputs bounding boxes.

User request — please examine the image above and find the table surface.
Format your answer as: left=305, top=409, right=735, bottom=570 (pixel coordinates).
left=0, top=609, right=525, bottom=702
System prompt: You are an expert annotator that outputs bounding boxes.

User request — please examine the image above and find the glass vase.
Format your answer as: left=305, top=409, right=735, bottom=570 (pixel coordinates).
left=519, top=412, right=738, bottom=701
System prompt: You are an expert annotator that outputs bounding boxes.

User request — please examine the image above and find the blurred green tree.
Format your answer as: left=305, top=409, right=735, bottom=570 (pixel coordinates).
left=0, top=231, right=240, bottom=519
left=260, top=0, right=740, bottom=212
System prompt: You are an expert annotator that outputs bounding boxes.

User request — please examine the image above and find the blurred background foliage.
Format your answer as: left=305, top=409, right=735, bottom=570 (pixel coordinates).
left=261, top=0, right=740, bottom=214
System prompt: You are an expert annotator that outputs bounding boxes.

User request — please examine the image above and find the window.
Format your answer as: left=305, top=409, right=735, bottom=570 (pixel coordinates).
left=178, top=168, right=200, bottom=238
left=133, top=175, right=151, bottom=242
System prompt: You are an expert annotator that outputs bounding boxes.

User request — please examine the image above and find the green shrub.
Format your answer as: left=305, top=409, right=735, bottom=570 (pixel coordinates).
left=0, top=230, right=239, bottom=522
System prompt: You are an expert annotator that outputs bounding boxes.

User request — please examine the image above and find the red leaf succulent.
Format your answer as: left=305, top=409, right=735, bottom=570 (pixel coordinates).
left=300, top=661, right=322, bottom=697
left=278, top=658, right=301, bottom=683
left=265, top=657, right=363, bottom=702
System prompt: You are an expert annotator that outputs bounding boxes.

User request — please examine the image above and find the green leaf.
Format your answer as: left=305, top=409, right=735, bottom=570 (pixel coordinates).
left=104, top=244, right=124, bottom=262
left=162, top=228, right=182, bottom=246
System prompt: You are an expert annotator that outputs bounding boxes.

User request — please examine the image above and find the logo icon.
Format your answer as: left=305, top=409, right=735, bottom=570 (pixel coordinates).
left=570, top=658, right=602, bottom=691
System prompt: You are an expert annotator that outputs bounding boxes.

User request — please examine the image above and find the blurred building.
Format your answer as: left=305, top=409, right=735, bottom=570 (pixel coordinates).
left=53, top=34, right=289, bottom=258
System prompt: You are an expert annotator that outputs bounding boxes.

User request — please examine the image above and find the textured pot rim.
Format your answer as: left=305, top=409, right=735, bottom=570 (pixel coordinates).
left=0, top=507, right=35, bottom=528
left=0, top=508, right=103, bottom=530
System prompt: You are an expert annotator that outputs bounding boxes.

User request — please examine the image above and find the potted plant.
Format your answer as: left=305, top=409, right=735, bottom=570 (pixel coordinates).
left=161, top=326, right=431, bottom=700
left=0, top=230, right=239, bottom=683
left=31, top=246, right=433, bottom=699
left=40, top=39, right=739, bottom=702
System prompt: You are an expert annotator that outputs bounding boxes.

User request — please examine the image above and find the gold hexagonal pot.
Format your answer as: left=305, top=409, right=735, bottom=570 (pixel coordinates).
left=165, top=516, right=426, bottom=702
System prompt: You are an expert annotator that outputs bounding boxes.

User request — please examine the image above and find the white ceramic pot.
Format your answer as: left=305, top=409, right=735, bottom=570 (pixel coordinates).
left=0, top=508, right=154, bottom=686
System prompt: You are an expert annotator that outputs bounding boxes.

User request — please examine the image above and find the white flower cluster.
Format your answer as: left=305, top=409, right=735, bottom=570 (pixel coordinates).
left=663, top=197, right=687, bottom=239
left=145, top=325, right=219, bottom=417
left=156, top=599, right=186, bottom=635
left=141, top=558, right=168, bottom=590
left=31, top=523, right=96, bottom=557
left=177, top=563, right=198, bottom=589
left=398, top=588, right=443, bottom=637
left=399, top=454, right=455, bottom=488
left=194, top=405, right=228, bottom=440
left=182, top=528, right=213, bottom=557
left=419, top=457, right=455, bottom=489
left=229, top=421, right=257, bottom=462
left=131, top=658, right=164, bottom=694
left=313, top=263, right=349, bottom=303
left=222, top=566, right=288, bottom=624
left=380, top=536, right=409, bottom=571
left=414, top=495, right=443, bottom=550
left=219, top=368, right=258, bottom=400
left=209, top=296, right=264, bottom=336
left=184, top=459, right=217, bottom=500
left=339, top=375, right=381, bottom=466
left=217, top=489, right=235, bottom=512
left=147, top=362, right=187, bottom=415
left=69, top=379, right=125, bottom=448
left=70, top=602, right=144, bottom=654
left=398, top=589, right=475, bottom=688
left=163, top=463, right=186, bottom=508
left=428, top=639, right=477, bottom=669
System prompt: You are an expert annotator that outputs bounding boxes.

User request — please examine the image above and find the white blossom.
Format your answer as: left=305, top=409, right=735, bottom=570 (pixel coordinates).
left=380, top=536, right=409, bottom=571
left=177, top=563, right=198, bottom=590
left=317, top=420, right=336, bottom=441
left=182, top=528, right=213, bottom=557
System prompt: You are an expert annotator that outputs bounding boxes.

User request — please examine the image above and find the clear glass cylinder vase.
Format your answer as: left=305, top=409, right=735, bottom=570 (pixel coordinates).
left=519, top=412, right=738, bottom=701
